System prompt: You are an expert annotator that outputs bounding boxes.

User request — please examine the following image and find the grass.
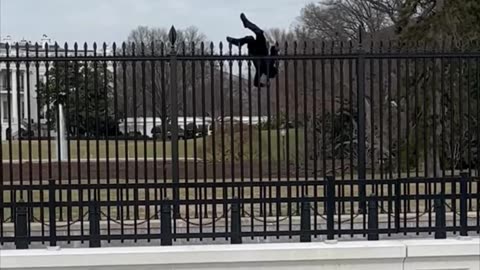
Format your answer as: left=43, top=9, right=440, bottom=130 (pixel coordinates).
left=1, top=129, right=305, bottom=161
left=1, top=140, right=194, bottom=160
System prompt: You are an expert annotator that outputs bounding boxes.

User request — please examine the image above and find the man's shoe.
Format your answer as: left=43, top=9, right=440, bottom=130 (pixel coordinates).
left=240, top=13, right=263, bottom=34
left=240, top=13, right=248, bottom=28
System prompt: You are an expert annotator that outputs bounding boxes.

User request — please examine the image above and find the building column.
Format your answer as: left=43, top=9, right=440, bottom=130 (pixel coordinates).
left=22, top=70, right=27, bottom=121
left=11, top=69, right=18, bottom=125
left=29, top=70, right=38, bottom=122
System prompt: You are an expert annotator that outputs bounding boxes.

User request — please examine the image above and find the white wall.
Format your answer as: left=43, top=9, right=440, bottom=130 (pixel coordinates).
left=1, top=238, right=479, bottom=270
left=403, top=238, right=480, bottom=270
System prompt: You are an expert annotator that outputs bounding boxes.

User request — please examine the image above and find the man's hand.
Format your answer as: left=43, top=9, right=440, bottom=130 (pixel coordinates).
left=270, top=45, right=279, bottom=56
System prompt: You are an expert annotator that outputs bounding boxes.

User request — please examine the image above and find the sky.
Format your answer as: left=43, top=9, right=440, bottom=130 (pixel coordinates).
left=0, top=0, right=313, bottom=45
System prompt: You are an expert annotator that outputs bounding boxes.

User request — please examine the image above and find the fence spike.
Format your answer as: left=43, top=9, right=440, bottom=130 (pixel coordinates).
left=169, top=25, right=177, bottom=46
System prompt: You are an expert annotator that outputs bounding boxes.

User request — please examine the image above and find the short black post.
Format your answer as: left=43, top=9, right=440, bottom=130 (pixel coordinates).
left=88, top=201, right=101, bottom=248
left=300, top=200, right=311, bottom=242
left=367, top=195, right=379, bottom=241
left=434, top=197, right=446, bottom=239
left=231, top=199, right=242, bottom=244
left=161, top=202, right=172, bottom=246
left=48, top=179, right=57, bottom=247
left=459, top=173, right=468, bottom=237
left=326, top=176, right=335, bottom=240
left=15, top=201, right=29, bottom=249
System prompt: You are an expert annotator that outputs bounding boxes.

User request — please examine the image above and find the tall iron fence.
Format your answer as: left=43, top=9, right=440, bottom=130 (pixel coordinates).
left=0, top=27, right=479, bottom=247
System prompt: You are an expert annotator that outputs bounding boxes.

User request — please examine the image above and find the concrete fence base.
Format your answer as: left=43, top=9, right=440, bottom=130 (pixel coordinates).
left=1, top=237, right=479, bottom=270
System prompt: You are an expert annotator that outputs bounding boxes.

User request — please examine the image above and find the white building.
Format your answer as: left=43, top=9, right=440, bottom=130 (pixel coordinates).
left=0, top=40, right=94, bottom=140
left=0, top=42, right=41, bottom=140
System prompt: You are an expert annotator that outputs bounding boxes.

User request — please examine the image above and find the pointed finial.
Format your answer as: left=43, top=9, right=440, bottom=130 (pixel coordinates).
left=169, top=25, right=177, bottom=47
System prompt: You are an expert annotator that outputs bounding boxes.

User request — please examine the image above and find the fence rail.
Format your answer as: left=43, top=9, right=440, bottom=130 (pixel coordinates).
left=1, top=27, right=480, bottom=248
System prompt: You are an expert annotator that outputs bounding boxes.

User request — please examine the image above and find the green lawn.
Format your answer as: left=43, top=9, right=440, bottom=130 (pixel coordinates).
left=1, top=139, right=195, bottom=160
left=1, top=129, right=305, bottom=161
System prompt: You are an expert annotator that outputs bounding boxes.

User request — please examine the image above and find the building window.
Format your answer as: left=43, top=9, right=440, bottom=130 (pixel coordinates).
left=2, top=100, right=9, bottom=120
left=21, top=100, right=25, bottom=120
left=19, top=72, right=25, bottom=91
left=1, top=72, right=8, bottom=89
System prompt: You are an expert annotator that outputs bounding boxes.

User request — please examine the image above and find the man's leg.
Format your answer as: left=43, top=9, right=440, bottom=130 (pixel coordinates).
left=253, top=69, right=265, bottom=88
left=226, top=36, right=255, bottom=47
left=240, top=13, right=263, bottom=36
left=268, top=45, right=279, bottom=79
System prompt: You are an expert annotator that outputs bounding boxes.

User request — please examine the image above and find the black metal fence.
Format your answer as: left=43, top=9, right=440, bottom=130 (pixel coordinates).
left=0, top=27, right=479, bottom=248
left=2, top=175, right=479, bottom=248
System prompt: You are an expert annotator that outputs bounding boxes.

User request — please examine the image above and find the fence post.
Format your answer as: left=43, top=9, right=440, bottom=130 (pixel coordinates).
left=434, top=196, right=446, bottom=239
left=161, top=201, right=173, bottom=246
left=459, top=173, right=468, bottom=237
left=168, top=25, right=180, bottom=219
left=356, top=26, right=367, bottom=213
left=15, top=201, right=28, bottom=249
left=394, top=180, right=401, bottom=233
left=231, top=199, right=242, bottom=244
left=326, top=176, right=335, bottom=240
left=367, top=195, right=379, bottom=241
left=300, top=200, right=311, bottom=242
left=88, top=201, right=101, bottom=248
left=48, top=179, right=57, bottom=247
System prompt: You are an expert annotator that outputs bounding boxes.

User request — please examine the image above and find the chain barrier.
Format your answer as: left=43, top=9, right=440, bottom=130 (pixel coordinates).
left=377, top=205, right=435, bottom=221
left=444, top=202, right=479, bottom=220
left=310, top=206, right=362, bottom=224
left=99, top=210, right=161, bottom=227
left=243, top=209, right=298, bottom=224
left=177, top=207, right=230, bottom=226
left=32, top=211, right=89, bottom=228
left=3, top=217, right=12, bottom=222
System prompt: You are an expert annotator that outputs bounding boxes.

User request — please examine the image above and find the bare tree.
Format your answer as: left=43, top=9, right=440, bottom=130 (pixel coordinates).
left=117, top=26, right=210, bottom=122
left=296, top=1, right=390, bottom=42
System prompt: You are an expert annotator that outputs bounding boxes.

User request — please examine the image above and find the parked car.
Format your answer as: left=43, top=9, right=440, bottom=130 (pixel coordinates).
left=151, top=125, right=192, bottom=140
